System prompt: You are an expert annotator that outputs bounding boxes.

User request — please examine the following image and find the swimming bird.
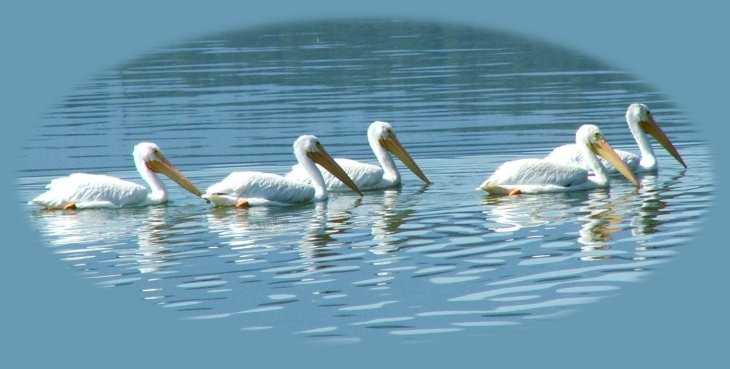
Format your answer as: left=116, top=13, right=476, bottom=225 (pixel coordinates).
left=30, top=142, right=203, bottom=209
left=285, top=121, right=430, bottom=191
left=544, top=103, right=686, bottom=173
left=203, top=135, right=362, bottom=207
left=479, top=124, right=640, bottom=195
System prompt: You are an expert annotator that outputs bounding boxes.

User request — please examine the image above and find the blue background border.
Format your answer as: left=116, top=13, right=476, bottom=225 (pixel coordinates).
left=1, top=1, right=725, bottom=367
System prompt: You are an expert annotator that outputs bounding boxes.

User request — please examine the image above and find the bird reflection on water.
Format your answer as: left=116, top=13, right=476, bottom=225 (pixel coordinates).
left=24, top=156, right=705, bottom=341
left=18, top=20, right=711, bottom=342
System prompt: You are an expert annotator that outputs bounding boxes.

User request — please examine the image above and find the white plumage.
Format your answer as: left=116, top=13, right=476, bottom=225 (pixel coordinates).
left=30, top=142, right=202, bottom=209
left=32, top=173, right=148, bottom=209
left=544, top=103, right=686, bottom=173
left=205, top=172, right=322, bottom=206
left=203, top=135, right=362, bottom=207
left=544, top=144, right=641, bottom=173
left=286, top=121, right=430, bottom=191
left=479, top=125, right=640, bottom=195
left=484, top=159, right=589, bottom=192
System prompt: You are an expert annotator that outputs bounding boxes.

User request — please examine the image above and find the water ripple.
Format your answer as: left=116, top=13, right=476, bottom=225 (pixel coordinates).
left=19, top=20, right=711, bottom=343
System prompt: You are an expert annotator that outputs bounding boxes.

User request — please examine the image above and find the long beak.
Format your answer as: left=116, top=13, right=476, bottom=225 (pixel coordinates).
left=591, top=139, right=641, bottom=188
left=640, top=116, right=687, bottom=168
left=146, top=152, right=203, bottom=197
left=380, top=136, right=431, bottom=184
left=307, top=149, right=363, bottom=196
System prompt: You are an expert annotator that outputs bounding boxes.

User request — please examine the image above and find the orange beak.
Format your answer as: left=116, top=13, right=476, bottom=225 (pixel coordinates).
left=379, top=134, right=431, bottom=184
left=590, top=138, right=641, bottom=188
left=146, top=151, right=203, bottom=197
left=307, top=148, right=363, bottom=196
left=640, top=115, right=687, bottom=168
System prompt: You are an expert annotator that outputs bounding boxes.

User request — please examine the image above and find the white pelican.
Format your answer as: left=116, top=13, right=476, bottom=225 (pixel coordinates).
left=544, top=103, right=687, bottom=173
left=285, top=121, right=430, bottom=191
left=479, top=124, right=641, bottom=195
left=30, top=142, right=203, bottom=209
left=203, top=135, right=362, bottom=207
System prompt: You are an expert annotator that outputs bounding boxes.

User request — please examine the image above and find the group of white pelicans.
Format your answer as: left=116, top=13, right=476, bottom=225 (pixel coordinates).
left=31, top=103, right=687, bottom=210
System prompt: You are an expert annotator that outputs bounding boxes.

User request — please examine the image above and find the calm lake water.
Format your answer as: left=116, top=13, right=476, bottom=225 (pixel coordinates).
left=17, top=20, right=711, bottom=344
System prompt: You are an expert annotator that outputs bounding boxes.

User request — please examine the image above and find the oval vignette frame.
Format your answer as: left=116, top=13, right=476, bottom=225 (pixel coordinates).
left=4, top=2, right=724, bottom=368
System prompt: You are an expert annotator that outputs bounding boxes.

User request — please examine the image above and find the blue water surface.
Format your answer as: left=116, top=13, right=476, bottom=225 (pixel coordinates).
left=17, top=20, right=711, bottom=344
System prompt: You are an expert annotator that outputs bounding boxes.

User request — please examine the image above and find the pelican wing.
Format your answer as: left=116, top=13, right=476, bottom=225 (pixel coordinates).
left=615, top=149, right=641, bottom=171
left=287, top=158, right=385, bottom=190
left=205, top=171, right=316, bottom=205
left=329, top=159, right=384, bottom=189
left=544, top=144, right=586, bottom=168
left=31, top=173, right=148, bottom=209
left=284, top=163, right=312, bottom=183
left=545, top=144, right=641, bottom=173
left=485, top=159, right=589, bottom=187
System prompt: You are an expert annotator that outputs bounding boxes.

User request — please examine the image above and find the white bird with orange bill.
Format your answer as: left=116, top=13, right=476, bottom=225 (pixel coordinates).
left=30, top=142, right=203, bottom=209
left=479, top=124, right=640, bottom=195
left=286, top=121, right=431, bottom=191
left=544, top=103, right=687, bottom=173
left=203, top=135, right=362, bottom=207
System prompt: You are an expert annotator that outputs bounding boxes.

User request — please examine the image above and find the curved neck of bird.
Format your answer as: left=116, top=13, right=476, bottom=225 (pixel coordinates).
left=296, top=149, right=328, bottom=201
left=627, top=117, right=657, bottom=170
left=134, top=156, right=168, bottom=204
left=369, top=135, right=400, bottom=185
left=579, top=142, right=609, bottom=186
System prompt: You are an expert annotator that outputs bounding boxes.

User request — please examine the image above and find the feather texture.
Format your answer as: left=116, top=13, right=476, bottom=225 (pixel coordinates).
left=545, top=144, right=640, bottom=174
left=285, top=121, right=429, bottom=190
left=205, top=172, right=317, bottom=206
left=485, top=159, right=589, bottom=188
left=31, top=173, right=148, bottom=209
left=286, top=158, right=386, bottom=190
left=29, top=142, right=203, bottom=209
left=203, top=135, right=361, bottom=207
left=479, top=125, right=640, bottom=195
left=543, top=104, right=685, bottom=173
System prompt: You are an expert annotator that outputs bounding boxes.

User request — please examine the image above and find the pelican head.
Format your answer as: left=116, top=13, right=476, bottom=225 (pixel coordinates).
left=133, top=142, right=203, bottom=197
left=577, top=125, right=640, bottom=188
left=368, top=121, right=431, bottom=184
left=294, top=135, right=363, bottom=196
left=626, top=103, right=687, bottom=168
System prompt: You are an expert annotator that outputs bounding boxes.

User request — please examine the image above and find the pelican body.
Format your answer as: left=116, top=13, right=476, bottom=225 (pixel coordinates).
left=30, top=142, right=203, bottom=209
left=544, top=104, right=687, bottom=173
left=286, top=121, right=430, bottom=191
left=479, top=125, right=640, bottom=195
left=203, top=135, right=362, bottom=207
